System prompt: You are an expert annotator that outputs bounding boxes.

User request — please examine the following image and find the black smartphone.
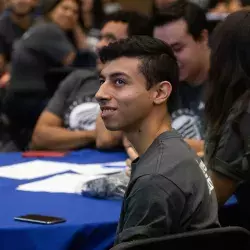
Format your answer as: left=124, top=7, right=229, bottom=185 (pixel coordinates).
left=14, top=214, right=66, bottom=225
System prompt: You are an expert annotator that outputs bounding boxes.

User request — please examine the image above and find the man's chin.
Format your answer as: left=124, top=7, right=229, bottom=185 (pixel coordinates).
left=104, top=124, right=121, bottom=132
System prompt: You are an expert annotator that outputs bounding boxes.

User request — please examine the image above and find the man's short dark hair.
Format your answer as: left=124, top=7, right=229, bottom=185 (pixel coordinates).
left=153, top=0, right=207, bottom=40
left=99, top=36, right=179, bottom=100
left=103, top=10, right=153, bottom=37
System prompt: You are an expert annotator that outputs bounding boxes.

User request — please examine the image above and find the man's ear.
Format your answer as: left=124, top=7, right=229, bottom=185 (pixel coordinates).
left=153, top=81, right=172, bottom=105
left=200, top=29, right=209, bottom=47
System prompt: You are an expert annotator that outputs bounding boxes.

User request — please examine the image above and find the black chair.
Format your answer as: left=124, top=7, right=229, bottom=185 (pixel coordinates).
left=111, top=226, right=250, bottom=250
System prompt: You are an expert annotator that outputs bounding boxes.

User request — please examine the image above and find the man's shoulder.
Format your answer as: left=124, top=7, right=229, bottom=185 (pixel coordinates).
left=128, top=174, right=183, bottom=198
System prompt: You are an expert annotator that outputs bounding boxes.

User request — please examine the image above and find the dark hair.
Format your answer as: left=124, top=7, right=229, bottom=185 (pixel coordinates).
left=153, top=0, right=207, bottom=40
left=80, top=0, right=105, bottom=30
left=41, top=0, right=81, bottom=16
left=102, top=10, right=153, bottom=37
left=205, top=10, right=250, bottom=139
left=99, top=36, right=179, bottom=109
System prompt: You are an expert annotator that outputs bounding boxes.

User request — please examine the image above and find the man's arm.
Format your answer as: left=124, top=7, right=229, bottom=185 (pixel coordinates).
left=95, top=113, right=123, bottom=148
left=116, top=175, right=184, bottom=244
left=0, top=54, right=6, bottom=75
left=31, top=111, right=96, bottom=150
left=209, top=170, right=237, bottom=206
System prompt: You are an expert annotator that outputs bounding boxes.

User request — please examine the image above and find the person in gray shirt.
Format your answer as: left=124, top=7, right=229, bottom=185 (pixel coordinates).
left=96, top=36, right=220, bottom=245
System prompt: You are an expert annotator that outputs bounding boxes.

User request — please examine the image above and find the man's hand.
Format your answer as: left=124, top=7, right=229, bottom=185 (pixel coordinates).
left=123, top=136, right=138, bottom=177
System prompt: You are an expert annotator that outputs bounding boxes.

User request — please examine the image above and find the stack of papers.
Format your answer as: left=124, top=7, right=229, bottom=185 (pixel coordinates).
left=71, top=165, right=124, bottom=175
left=0, top=160, right=72, bottom=180
left=0, top=160, right=126, bottom=194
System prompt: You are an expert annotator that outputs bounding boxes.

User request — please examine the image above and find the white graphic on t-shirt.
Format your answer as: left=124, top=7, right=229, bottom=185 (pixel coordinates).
left=198, top=101, right=205, bottom=110
left=65, top=99, right=100, bottom=131
left=197, top=159, right=214, bottom=195
left=171, top=109, right=202, bottom=139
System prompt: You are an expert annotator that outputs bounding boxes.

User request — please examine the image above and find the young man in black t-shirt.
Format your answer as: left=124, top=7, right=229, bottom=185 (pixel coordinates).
left=96, top=36, right=219, bottom=244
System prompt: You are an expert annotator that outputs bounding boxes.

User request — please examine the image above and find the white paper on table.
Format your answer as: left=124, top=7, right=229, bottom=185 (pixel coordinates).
left=71, top=164, right=124, bottom=176
left=0, top=160, right=75, bottom=180
left=102, top=161, right=127, bottom=167
left=16, top=173, right=105, bottom=193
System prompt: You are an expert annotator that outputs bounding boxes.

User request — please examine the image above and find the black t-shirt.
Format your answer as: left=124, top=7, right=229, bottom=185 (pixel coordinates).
left=171, top=82, right=205, bottom=140
left=115, top=130, right=219, bottom=244
left=46, top=69, right=100, bottom=130
left=205, top=103, right=250, bottom=181
left=205, top=102, right=250, bottom=229
left=0, top=14, right=27, bottom=63
left=8, top=22, right=74, bottom=94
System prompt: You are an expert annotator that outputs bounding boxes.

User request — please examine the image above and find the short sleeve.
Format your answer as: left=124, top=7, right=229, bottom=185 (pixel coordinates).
left=46, top=69, right=99, bottom=118
left=211, top=112, right=250, bottom=181
left=116, top=175, right=185, bottom=244
left=22, top=23, right=75, bottom=65
left=46, top=71, right=81, bottom=118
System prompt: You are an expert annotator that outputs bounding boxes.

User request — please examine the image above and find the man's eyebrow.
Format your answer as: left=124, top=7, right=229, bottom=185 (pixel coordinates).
left=109, top=72, right=130, bottom=78
left=100, top=71, right=130, bottom=79
left=99, top=73, right=105, bottom=79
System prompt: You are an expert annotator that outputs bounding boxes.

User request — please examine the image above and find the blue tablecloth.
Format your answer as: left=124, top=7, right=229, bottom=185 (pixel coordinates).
left=0, top=149, right=127, bottom=250
left=0, top=149, right=238, bottom=250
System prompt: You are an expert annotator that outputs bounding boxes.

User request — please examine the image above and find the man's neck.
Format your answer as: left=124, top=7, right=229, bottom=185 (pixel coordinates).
left=190, top=49, right=210, bottom=86
left=124, top=109, right=172, bottom=156
left=11, top=13, right=32, bottom=30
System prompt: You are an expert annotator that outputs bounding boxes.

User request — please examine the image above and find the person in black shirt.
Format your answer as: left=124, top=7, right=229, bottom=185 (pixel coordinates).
left=205, top=10, right=250, bottom=228
left=153, top=0, right=210, bottom=153
left=96, top=36, right=219, bottom=244
left=1, top=0, right=83, bottom=149
left=0, top=0, right=35, bottom=77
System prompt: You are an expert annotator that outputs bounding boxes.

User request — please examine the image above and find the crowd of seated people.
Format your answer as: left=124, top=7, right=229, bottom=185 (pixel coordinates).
left=0, top=0, right=250, bottom=246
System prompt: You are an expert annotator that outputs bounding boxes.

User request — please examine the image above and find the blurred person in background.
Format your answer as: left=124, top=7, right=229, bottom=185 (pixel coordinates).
left=30, top=11, right=153, bottom=151
left=80, top=0, right=105, bottom=50
left=1, top=0, right=85, bottom=150
left=205, top=10, right=250, bottom=229
left=153, top=0, right=210, bottom=155
left=0, top=0, right=35, bottom=85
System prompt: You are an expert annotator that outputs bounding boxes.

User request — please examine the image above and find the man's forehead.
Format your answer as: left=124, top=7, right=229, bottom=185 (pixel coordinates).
left=101, top=21, right=128, bottom=38
left=101, top=57, right=140, bottom=76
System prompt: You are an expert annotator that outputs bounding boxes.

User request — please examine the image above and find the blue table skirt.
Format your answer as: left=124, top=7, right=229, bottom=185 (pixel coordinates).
left=0, top=149, right=127, bottom=250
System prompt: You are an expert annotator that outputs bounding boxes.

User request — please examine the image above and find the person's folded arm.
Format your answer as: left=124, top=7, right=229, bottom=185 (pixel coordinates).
left=31, top=111, right=96, bottom=150
left=95, top=113, right=123, bottom=149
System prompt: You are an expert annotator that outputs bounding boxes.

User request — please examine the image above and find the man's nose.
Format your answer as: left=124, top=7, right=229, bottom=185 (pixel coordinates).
left=95, top=83, right=111, bottom=105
